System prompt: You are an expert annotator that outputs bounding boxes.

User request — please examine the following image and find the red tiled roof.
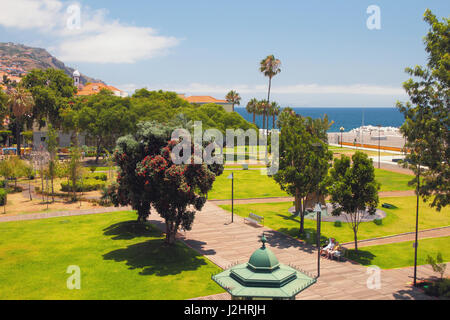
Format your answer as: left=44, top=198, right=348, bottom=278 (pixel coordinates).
left=183, top=95, right=229, bottom=104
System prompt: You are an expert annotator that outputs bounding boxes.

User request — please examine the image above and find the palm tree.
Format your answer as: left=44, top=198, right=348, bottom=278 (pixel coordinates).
left=225, top=90, right=241, bottom=112
left=270, top=102, right=281, bottom=129
left=246, top=98, right=258, bottom=124
left=257, top=100, right=269, bottom=131
left=260, top=55, right=281, bottom=131
left=7, top=86, right=34, bottom=157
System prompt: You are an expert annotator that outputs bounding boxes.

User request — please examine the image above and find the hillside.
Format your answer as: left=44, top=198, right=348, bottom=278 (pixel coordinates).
left=0, top=42, right=103, bottom=84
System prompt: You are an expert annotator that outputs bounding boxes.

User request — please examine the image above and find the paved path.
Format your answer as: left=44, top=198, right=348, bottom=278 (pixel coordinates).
left=0, top=206, right=131, bottom=223
left=145, top=202, right=446, bottom=300
left=342, top=226, right=450, bottom=248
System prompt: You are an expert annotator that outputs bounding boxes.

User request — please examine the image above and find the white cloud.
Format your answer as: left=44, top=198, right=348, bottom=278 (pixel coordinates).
left=58, top=24, right=179, bottom=63
left=0, top=0, right=63, bottom=30
left=0, top=0, right=179, bottom=64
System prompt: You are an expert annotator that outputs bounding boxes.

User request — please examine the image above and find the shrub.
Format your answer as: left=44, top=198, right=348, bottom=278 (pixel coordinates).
left=374, top=218, right=383, bottom=225
left=61, top=179, right=106, bottom=192
left=334, top=220, right=342, bottom=227
left=99, top=183, right=119, bottom=206
left=423, top=278, right=450, bottom=298
left=89, top=166, right=97, bottom=173
left=0, top=188, right=7, bottom=206
left=0, top=180, right=6, bottom=188
left=93, top=173, right=107, bottom=181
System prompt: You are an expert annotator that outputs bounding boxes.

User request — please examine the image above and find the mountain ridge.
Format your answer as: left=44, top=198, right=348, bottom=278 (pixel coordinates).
left=0, top=42, right=104, bottom=84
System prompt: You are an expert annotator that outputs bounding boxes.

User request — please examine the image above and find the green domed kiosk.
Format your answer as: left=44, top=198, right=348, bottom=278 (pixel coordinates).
left=212, top=233, right=317, bottom=300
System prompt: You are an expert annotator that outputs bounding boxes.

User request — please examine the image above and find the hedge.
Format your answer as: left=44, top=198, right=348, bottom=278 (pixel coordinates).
left=60, top=179, right=106, bottom=192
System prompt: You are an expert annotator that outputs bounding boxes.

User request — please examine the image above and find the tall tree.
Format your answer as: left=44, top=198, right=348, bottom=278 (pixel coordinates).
left=328, top=152, right=380, bottom=252
left=61, top=89, right=136, bottom=163
left=21, top=68, right=76, bottom=128
left=246, top=98, right=258, bottom=124
left=256, top=99, right=269, bottom=131
left=7, top=86, right=34, bottom=157
left=112, top=121, right=223, bottom=230
left=225, top=90, right=241, bottom=112
left=138, top=140, right=216, bottom=244
left=270, top=101, right=281, bottom=130
left=273, top=112, right=332, bottom=234
left=396, top=10, right=449, bottom=211
left=260, top=55, right=281, bottom=130
left=46, top=124, right=59, bottom=202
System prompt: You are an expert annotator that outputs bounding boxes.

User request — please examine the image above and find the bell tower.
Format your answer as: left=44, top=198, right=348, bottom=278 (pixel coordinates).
left=73, top=69, right=81, bottom=89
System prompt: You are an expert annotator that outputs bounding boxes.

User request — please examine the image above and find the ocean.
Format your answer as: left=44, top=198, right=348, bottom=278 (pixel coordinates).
left=235, top=107, right=405, bottom=132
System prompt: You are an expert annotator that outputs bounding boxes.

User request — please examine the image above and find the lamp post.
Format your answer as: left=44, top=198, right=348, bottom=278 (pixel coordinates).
left=227, top=172, right=234, bottom=223
left=314, top=203, right=322, bottom=278
left=339, top=127, right=344, bottom=148
left=413, top=163, right=421, bottom=286
left=377, top=124, right=381, bottom=169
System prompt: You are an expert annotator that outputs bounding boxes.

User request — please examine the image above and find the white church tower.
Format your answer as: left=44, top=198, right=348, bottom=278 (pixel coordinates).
left=73, top=69, right=81, bottom=89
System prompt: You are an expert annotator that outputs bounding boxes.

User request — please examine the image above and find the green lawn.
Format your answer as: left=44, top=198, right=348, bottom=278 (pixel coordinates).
left=346, top=236, right=450, bottom=269
left=0, top=211, right=223, bottom=299
left=208, top=169, right=288, bottom=199
left=209, top=168, right=415, bottom=200
left=374, top=168, right=414, bottom=192
left=219, top=196, right=450, bottom=244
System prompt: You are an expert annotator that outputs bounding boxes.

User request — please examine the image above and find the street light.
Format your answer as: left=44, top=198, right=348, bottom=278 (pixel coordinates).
left=377, top=124, right=381, bottom=169
left=314, top=203, right=322, bottom=278
left=227, top=172, right=234, bottom=223
left=339, top=127, right=344, bottom=148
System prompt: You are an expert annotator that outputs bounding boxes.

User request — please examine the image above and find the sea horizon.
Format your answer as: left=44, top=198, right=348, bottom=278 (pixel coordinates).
left=235, top=106, right=405, bottom=132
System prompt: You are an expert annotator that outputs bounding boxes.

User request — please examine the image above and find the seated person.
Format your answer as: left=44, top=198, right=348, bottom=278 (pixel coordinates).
left=321, top=238, right=335, bottom=256
left=329, top=242, right=342, bottom=259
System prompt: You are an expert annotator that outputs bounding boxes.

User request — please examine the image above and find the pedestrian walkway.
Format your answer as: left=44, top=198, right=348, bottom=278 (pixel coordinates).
left=0, top=206, right=131, bottom=223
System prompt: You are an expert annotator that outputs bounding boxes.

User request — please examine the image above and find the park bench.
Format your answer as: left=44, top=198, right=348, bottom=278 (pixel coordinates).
left=244, top=212, right=264, bottom=227
left=331, top=247, right=347, bottom=262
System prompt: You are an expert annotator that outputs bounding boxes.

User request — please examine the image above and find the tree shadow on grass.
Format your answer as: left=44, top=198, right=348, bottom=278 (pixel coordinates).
left=103, top=239, right=208, bottom=276
left=103, top=220, right=161, bottom=240
left=345, top=249, right=377, bottom=266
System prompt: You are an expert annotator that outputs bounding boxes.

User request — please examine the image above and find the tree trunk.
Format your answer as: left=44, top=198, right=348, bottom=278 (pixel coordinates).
left=299, top=198, right=305, bottom=234
left=252, top=112, right=255, bottom=124
left=273, top=115, right=275, bottom=129
left=353, top=227, right=358, bottom=252
left=28, top=180, right=32, bottom=200
left=165, top=222, right=177, bottom=245
left=16, top=120, right=21, bottom=158
left=51, top=175, right=54, bottom=202
left=294, top=188, right=301, bottom=213
left=95, top=140, right=101, bottom=164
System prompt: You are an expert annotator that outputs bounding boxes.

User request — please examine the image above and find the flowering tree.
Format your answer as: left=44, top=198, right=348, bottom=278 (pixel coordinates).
left=113, top=121, right=223, bottom=240
left=137, top=140, right=215, bottom=244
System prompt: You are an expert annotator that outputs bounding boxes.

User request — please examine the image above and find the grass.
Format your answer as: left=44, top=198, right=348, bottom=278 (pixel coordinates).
left=346, top=236, right=450, bottom=269
left=328, top=145, right=397, bottom=157
left=0, top=211, right=223, bottom=299
left=208, top=168, right=415, bottom=200
left=208, top=169, right=288, bottom=199
left=374, top=168, right=414, bottom=192
left=219, top=196, right=450, bottom=244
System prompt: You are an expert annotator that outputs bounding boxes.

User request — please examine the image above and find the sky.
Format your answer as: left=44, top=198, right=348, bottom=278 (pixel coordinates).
left=0, top=0, right=449, bottom=107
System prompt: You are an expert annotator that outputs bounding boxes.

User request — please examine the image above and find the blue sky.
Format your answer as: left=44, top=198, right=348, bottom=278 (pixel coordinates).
left=0, top=0, right=449, bottom=106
